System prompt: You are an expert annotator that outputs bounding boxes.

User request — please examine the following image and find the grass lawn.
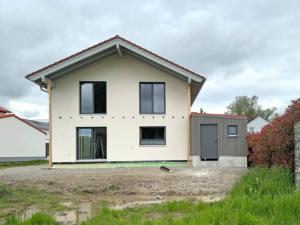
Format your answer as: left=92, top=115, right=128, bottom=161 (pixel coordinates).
left=3, top=166, right=300, bottom=225
left=0, top=184, right=71, bottom=220
left=0, top=160, right=48, bottom=169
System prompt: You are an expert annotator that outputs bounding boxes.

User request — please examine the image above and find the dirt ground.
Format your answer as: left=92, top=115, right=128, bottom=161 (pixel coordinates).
left=0, top=165, right=247, bottom=200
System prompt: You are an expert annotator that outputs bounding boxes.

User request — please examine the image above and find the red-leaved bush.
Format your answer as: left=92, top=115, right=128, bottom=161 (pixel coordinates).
left=247, top=98, right=300, bottom=170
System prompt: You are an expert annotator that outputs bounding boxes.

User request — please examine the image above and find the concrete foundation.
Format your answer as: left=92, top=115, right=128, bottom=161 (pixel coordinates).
left=191, top=155, right=247, bottom=168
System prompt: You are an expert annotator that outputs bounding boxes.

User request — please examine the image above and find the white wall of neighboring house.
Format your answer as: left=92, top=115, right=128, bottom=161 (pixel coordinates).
left=247, top=116, right=270, bottom=133
left=52, top=55, right=188, bottom=162
left=0, top=116, right=46, bottom=161
left=41, top=129, right=49, bottom=143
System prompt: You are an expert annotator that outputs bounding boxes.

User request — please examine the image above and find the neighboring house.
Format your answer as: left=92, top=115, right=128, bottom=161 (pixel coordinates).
left=247, top=115, right=270, bottom=133
left=0, top=106, right=12, bottom=114
left=0, top=113, right=47, bottom=162
left=25, top=35, right=247, bottom=167
left=24, top=119, right=49, bottom=156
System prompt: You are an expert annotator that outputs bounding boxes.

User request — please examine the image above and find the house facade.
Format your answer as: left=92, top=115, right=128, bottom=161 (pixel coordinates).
left=0, top=113, right=46, bottom=162
left=24, top=119, right=49, bottom=156
left=247, top=115, right=270, bottom=133
left=25, top=36, right=206, bottom=164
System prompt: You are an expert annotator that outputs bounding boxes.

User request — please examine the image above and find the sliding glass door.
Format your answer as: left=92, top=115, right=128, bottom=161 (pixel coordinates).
left=78, top=128, right=93, bottom=159
left=77, top=128, right=107, bottom=160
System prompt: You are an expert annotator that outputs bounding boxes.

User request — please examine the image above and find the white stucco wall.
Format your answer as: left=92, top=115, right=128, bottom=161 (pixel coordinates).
left=52, top=55, right=189, bottom=162
left=247, top=116, right=270, bottom=132
left=0, top=117, right=46, bottom=158
left=41, top=129, right=49, bottom=143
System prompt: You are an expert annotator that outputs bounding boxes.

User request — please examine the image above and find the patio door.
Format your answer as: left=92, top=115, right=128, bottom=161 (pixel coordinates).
left=77, top=128, right=107, bottom=160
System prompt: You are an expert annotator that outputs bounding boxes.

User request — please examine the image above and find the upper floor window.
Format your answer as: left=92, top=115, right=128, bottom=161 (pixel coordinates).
left=80, top=82, right=106, bottom=114
left=140, top=83, right=165, bottom=114
left=249, top=127, right=255, bottom=133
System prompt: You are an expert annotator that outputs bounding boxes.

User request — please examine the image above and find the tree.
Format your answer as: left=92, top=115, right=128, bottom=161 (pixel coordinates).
left=200, top=108, right=206, bottom=113
left=247, top=98, right=300, bottom=170
left=224, top=95, right=277, bottom=121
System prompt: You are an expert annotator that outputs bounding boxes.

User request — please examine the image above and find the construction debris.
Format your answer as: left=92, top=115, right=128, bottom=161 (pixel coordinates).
left=160, top=166, right=172, bottom=173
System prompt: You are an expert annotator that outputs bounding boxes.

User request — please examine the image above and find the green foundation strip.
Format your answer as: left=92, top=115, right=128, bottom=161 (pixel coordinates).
left=53, top=162, right=186, bottom=169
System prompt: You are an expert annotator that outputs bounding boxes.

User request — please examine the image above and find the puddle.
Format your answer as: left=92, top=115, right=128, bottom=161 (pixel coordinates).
left=21, top=202, right=93, bottom=224
left=19, top=196, right=222, bottom=224
left=112, top=200, right=163, bottom=210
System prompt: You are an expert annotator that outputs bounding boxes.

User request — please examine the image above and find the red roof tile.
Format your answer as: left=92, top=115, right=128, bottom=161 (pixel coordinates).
left=191, top=112, right=247, bottom=119
left=0, top=106, right=12, bottom=113
left=26, top=35, right=205, bottom=80
left=0, top=114, right=47, bottom=135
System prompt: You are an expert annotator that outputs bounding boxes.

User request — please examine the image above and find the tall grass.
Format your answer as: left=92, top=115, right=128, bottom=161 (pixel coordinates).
left=80, top=166, right=300, bottom=225
left=4, top=213, right=56, bottom=225
left=0, top=160, right=48, bottom=169
left=0, top=184, right=70, bottom=218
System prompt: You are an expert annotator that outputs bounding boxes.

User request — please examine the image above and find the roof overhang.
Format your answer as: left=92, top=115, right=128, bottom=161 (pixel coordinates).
left=25, top=36, right=206, bottom=105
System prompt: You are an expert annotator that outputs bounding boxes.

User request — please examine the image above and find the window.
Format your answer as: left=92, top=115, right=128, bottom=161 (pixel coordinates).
left=140, top=127, right=166, bottom=145
left=249, top=127, right=255, bottom=133
left=77, top=127, right=107, bottom=159
left=80, top=82, right=106, bottom=114
left=140, top=83, right=165, bottom=114
left=228, top=125, right=238, bottom=136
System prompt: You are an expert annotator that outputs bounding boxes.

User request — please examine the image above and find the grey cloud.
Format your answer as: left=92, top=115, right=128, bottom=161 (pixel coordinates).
left=0, top=0, right=299, bottom=117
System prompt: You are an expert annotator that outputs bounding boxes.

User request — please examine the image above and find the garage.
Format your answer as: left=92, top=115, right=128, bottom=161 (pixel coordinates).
left=190, top=112, right=248, bottom=167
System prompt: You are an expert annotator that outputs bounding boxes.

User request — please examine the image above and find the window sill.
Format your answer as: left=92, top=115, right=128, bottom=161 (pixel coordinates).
left=140, top=145, right=167, bottom=147
left=228, top=135, right=238, bottom=137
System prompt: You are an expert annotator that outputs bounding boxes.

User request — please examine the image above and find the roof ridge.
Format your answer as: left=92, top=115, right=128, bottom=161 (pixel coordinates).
left=0, top=114, right=47, bottom=135
left=26, top=35, right=204, bottom=79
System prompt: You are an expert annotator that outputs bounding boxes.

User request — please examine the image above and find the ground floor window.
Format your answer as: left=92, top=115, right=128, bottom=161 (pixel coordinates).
left=228, top=125, right=238, bottom=136
left=77, top=127, right=107, bottom=159
left=140, top=127, right=166, bottom=145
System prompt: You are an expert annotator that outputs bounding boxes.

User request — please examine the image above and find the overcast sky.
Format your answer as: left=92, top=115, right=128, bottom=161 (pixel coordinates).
left=1, top=0, right=299, bottom=119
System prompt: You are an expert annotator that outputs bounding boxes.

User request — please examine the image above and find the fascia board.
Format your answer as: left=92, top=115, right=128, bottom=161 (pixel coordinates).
left=28, top=38, right=203, bottom=83
left=119, top=41, right=203, bottom=82
left=27, top=40, right=118, bottom=81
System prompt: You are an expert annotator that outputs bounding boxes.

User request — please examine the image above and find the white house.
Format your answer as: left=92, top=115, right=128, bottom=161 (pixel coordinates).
left=25, top=35, right=248, bottom=167
left=0, top=113, right=47, bottom=162
left=24, top=119, right=49, bottom=156
left=247, top=115, right=270, bottom=133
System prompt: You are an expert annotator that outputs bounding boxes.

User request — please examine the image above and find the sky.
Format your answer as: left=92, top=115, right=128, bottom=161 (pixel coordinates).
left=0, top=0, right=299, bottom=119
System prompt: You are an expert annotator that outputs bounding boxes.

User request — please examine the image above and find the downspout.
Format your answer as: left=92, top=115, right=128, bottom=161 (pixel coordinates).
left=187, top=78, right=191, bottom=166
left=40, top=85, right=48, bottom=93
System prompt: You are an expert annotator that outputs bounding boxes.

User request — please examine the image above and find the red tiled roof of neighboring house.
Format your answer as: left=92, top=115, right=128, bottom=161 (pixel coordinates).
left=26, top=35, right=205, bottom=80
left=0, top=106, right=12, bottom=113
left=191, top=112, right=247, bottom=119
left=0, top=114, right=47, bottom=135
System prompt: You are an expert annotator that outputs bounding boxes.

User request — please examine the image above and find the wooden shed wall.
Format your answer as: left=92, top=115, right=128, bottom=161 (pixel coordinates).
left=190, top=115, right=248, bottom=157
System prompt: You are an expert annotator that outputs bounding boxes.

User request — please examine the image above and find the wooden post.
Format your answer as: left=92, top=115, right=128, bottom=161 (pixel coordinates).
left=47, top=80, right=52, bottom=169
left=187, top=83, right=191, bottom=165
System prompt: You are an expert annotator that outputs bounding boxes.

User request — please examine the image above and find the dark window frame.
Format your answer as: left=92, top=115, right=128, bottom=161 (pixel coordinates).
left=139, top=126, right=166, bottom=145
left=76, top=127, right=107, bottom=160
left=228, top=125, right=238, bottom=136
left=79, top=81, right=107, bottom=114
left=139, top=82, right=166, bottom=114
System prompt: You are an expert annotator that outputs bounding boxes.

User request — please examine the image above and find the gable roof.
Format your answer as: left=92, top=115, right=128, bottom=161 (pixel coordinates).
left=247, top=115, right=270, bottom=124
left=0, top=106, right=12, bottom=113
left=191, top=112, right=247, bottom=119
left=23, top=119, right=49, bottom=131
left=0, top=114, right=47, bottom=135
left=25, top=35, right=206, bottom=105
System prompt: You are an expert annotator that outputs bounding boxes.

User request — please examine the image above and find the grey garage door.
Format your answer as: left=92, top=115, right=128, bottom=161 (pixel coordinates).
left=200, top=124, right=218, bottom=159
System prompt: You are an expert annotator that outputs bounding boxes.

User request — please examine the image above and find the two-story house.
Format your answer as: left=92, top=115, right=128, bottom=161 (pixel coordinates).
left=25, top=36, right=206, bottom=165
